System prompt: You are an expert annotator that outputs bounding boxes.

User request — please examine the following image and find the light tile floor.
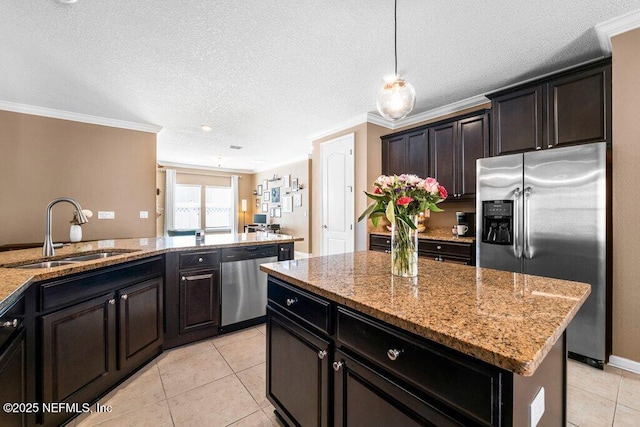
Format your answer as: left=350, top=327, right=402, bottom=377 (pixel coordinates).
left=70, top=326, right=640, bottom=426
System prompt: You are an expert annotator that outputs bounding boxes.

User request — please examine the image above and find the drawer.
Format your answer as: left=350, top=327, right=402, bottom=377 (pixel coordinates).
left=179, top=251, right=219, bottom=269
left=419, top=240, right=472, bottom=257
left=337, top=308, right=501, bottom=426
left=267, top=278, right=331, bottom=335
left=369, top=235, right=391, bottom=251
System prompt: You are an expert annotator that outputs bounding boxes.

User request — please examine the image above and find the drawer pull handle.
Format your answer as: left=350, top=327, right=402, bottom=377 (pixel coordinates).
left=387, top=348, right=403, bottom=361
left=108, top=299, right=116, bottom=305
left=0, top=319, right=18, bottom=328
left=318, top=350, right=327, bottom=360
left=198, top=257, right=204, bottom=262
left=121, top=294, right=128, bottom=300
left=333, top=361, right=344, bottom=371
left=286, top=297, right=298, bottom=306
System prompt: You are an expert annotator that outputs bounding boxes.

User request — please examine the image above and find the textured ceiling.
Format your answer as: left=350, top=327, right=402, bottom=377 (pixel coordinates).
left=1, top=1, right=639, bottom=172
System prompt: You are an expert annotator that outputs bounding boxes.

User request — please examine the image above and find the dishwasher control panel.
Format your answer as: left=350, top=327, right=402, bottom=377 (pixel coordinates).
left=220, top=244, right=278, bottom=262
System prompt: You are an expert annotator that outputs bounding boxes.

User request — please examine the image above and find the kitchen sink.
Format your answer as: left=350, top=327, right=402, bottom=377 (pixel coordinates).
left=16, top=260, right=79, bottom=269
left=60, top=252, right=126, bottom=262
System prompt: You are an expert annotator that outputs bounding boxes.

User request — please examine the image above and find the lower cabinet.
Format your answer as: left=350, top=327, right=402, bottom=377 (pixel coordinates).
left=369, top=234, right=475, bottom=265
left=0, top=330, right=26, bottom=427
left=266, top=307, right=330, bottom=427
left=38, top=257, right=164, bottom=426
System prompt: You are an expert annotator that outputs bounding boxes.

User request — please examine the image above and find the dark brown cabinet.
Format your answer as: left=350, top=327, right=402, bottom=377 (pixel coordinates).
left=277, top=242, right=294, bottom=261
left=165, top=250, right=220, bottom=348
left=382, top=128, right=428, bottom=177
left=429, top=111, right=489, bottom=199
left=0, top=330, right=26, bottom=427
left=267, top=307, right=330, bottom=427
left=489, top=59, right=611, bottom=156
left=369, top=234, right=475, bottom=266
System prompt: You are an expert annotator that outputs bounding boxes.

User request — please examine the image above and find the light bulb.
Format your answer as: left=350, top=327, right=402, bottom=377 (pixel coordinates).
left=376, top=77, right=416, bottom=120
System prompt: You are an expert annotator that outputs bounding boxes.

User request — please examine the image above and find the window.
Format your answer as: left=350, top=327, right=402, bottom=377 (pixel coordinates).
left=205, top=186, right=232, bottom=229
left=174, top=184, right=201, bottom=229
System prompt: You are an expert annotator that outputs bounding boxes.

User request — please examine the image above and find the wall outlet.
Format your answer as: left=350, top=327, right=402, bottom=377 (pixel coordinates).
left=98, top=211, right=115, bottom=220
left=529, top=386, right=545, bottom=427
left=139, top=211, right=148, bottom=219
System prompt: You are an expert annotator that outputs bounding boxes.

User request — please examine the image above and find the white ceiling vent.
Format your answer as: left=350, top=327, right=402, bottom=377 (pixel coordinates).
left=229, top=145, right=243, bottom=150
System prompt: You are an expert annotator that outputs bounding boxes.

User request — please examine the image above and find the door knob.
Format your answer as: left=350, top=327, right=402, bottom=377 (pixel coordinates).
left=322, top=225, right=328, bottom=229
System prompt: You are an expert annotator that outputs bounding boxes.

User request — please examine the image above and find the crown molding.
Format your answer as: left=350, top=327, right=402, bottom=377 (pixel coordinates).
left=307, top=113, right=371, bottom=141
left=385, top=94, right=490, bottom=129
left=0, top=100, right=162, bottom=133
left=595, top=8, right=640, bottom=54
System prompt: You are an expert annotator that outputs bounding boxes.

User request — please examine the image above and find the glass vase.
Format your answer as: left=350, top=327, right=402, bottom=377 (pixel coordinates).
left=391, top=215, right=419, bottom=277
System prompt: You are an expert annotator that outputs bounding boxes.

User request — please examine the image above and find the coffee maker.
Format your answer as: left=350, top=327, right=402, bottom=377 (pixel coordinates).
left=455, top=212, right=476, bottom=237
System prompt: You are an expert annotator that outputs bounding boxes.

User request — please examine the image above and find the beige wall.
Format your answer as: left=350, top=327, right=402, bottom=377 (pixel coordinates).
left=155, top=166, right=253, bottom=237
left=612, top=29, right=640, bottom=362
left=0, top=111, right=156, bottom=246
left=252, top=159, right=311, bottom=254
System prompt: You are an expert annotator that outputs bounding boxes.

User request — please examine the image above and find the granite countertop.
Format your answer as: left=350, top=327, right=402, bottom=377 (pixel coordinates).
left=0, top=233, right=302, bottom=312
left=260, top=251, right=590, bottom=377
left=370, top=227, right=475, bottom=244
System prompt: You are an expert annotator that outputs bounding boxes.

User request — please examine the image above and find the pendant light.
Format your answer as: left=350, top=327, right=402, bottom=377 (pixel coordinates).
left=376, top=0, right=416, bottom=120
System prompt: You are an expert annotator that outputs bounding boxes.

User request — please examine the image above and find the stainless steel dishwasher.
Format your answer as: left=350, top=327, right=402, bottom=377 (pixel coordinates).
left=220, top=244, right=278, bottom=330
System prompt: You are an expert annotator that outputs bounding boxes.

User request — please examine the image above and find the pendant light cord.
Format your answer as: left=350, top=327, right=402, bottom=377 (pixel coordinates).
left=394, top=0, right=398, bottom=76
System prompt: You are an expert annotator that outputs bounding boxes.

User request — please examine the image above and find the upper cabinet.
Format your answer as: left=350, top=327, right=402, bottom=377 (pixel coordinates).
left=489, top=58, right=611, bottom=156
left=430, top=112, right=489, bottom=199
left=381, top=128, right=428, bottom=178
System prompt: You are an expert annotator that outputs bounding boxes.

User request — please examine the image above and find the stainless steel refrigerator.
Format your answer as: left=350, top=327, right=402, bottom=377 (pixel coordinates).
left=476, top=142, right=608, bottom=365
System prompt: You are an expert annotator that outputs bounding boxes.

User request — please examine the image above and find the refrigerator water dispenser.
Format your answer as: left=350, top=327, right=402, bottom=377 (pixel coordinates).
left=482, top=200, right=513, bottom=244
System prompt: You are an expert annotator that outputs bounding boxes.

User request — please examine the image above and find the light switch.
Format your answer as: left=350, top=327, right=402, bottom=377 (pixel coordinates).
left=140, top=211, right=149, bottom=219
left=98, top=211, right=115, bottom=219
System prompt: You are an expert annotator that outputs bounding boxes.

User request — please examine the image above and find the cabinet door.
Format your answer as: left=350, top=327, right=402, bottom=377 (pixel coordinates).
left=179, top=269, right=219, bottom=334
left=382, top=134, right=406, bottom=176
left=406, top=129, right=428, bottom=178
left=492, top=84, right=545, bottom=155
left=118, top=278, right=163, bottom=371
left=457, top=113, right=489, bottom=198
left=0, top=330, right=26, bottom=427
left=333, top=350, right=463, bottom=427
left=278, top=242, right=294, bottom=261
left=430, top=122, right=457, bottom=196
left=267, top=307, right=330, bottom=427
left=548, top=64, right=611, bottom=148
left=42, top=294, right=116, bottom=408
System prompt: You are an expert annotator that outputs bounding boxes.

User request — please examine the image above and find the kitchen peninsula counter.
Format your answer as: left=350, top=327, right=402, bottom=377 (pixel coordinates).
left=0, top=233, right=302, bottom=312
left=370, top=226, right=475, bottom=244
left=261, top=250, right=589, bottom=376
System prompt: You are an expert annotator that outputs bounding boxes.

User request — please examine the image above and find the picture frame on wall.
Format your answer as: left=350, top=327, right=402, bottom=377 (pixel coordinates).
left=271, top=187, right=281, bottom=203
left=263, top=192, right=270, bottom=202
left=282, top=195, right=292, bottom=213
left=257, top=184, right=262, bottom=196
left=293, top=193, right=302, bottom=207
left=283, top=174, right=291, bottom=189
left=270, top=208, right=275, bottom=217
left=256, top=198, right=260, bottom=208
left=262, top=203, right=269, bottom=213
left=262, top=179, right=268, bottom=190
left=292, top=178, right=299, bottom=191
left=274, top=207, right=282, bottom=218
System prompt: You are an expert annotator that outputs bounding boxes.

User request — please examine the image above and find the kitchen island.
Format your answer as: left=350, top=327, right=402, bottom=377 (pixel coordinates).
left=260, top=251, right=590, bottom=426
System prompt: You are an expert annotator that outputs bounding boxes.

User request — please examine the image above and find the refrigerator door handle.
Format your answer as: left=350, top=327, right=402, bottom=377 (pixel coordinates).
left=523, top=187, right=533, bottom=259
left=513, top=187, right=523, bottom=259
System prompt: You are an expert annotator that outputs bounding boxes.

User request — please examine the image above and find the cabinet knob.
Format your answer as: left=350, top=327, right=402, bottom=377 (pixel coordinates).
left=385, top=240, right=390, bottom=244
left=286, top=297, right=298, bottom=306
left=0, top=319, right=18, bottom=328
left=387, top=348, right=403, bottom=361
left=436, top=245, right=442, bottom=250
left=280, top=248, right=284, bottom=251
left=108, top=299, right=116, bottom=305
left=384, top=250, right=391, bottom=254
left=318, top=350, right=328, bottom=360
left=121, top=294, right=128, bottom=300
left=332, top=361, right=344, bottom=371
left=536, top=146, right=542, bottom=150
left=198, top=257, right=203, bottom=263
left=181, top=276, right=186, bottom=281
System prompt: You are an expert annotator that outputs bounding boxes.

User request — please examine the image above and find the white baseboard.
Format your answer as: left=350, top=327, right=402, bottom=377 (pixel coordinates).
left=608, top=355, right=640, bottom=374
left=294, top=251, right=312, bottom=259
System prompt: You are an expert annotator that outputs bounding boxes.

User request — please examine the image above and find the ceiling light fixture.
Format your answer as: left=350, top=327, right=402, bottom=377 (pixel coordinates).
left=58, top=0, right=78, bottom=4
left=376, top=0, right=416, bottom=120
left=201, top=124, right=212, bottom=131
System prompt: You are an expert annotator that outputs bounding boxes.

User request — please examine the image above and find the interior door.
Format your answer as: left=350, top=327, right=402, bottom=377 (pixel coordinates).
left=321, top=133, right=354, bottom=255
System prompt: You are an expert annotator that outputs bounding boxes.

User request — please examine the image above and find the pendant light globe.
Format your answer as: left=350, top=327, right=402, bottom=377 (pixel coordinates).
left=377, top=77, right=416, bottom=120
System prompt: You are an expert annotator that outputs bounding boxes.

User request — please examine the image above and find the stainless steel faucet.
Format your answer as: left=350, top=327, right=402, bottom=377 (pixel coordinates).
left=43, top=197, right=89, bottom=256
